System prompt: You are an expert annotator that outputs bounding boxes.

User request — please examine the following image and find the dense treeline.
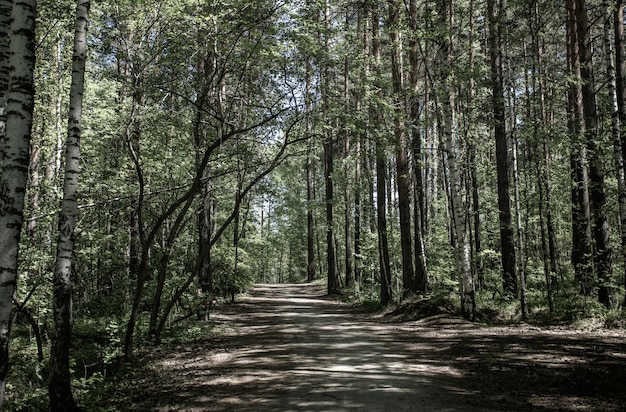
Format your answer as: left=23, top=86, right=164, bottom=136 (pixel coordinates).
left=1, top=0, right=626, bottom=409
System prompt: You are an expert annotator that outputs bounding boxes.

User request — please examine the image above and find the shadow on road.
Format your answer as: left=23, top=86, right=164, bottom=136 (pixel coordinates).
left=121, top=283, right=626, bottom=412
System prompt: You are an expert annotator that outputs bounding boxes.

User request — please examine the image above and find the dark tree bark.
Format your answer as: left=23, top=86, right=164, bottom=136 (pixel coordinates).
left=408, top=0, right=428, bottom=294
left=566, top=0, right=593, bottom=295
left=323, top=0, right=340, bottom=295
left=614, top=0, right=626, bottom=306
left=466, top=0, right=483, bottom=290
left=354, top=130, right=363, bottom=288
left=376, top=154, right=392, bottom=305
left=488, top=0, right=517, bottom=296
left=604, top=0, right=626, bottom=308
left=343, top=12, right=354, bottom=288
left=616, top=0, right=626, bottom=164
left=324, top=136, right=339, bottom=294
left=305, top=52, right=316, bottom=283
left=575, top=0, right=616, bottom=308
left=370, top=0, right=392, bottom=305
left=387, top=0, right=415, bottom=296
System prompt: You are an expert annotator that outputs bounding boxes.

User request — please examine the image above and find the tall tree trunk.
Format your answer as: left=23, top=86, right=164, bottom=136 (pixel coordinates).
left=466, top=0, right=483, bottom=290
left=354, top=128, right=362, bottom=289
left=531, top=3, right=560, bottom=291
left=0, top=0, right=37, bottom=406
left=343, top=16, right=354, bottom=288
left=323, top=0, right=339, bottom=295
left=512, top=131, right=528, bottom=319
left=438, top=0, right=475, bottom=319
left=616, top=0, right=626, bottom=165
left=567, top=0, right=593, bottom=295
left=305, top=53, right=316, bottom=283
left=615, top=0, right=626, bottom=304
left=408, top=0, right=428, bottom=294
left=354, top=2, right=370, bottom=291
left=525, top=21, right=554, bottom=313
left=604, top=0, right=626, bottom=308
left=370, top=0, right=392, bottom=305
left=575, top=0, right=616, bottom=308
left=489, top=0, right=517, bottom=297
left=0, top=0, right=10, bottom=155
left=198, top=168, right=213, bottom=294
left=49, top=2, right=90, bottom=409
left=376, top=150, right=393, bottom=306
left=388, top=0, right=415, bottom=296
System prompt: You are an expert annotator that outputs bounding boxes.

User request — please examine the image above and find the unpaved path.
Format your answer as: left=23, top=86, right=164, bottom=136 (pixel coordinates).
left=120, top=284, right=626, bottom=411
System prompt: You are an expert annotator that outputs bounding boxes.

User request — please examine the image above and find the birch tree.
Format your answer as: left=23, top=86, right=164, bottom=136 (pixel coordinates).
left=49, top=1, right=90, bottom=410
left=0, top=0, right=10, bottom=153
left=0, top=0, right=37, bottom=406
left=438, top=0, right=474, bottom=319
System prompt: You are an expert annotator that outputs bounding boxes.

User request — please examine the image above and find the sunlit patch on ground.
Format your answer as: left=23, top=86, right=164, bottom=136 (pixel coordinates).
left=117, top=283, right=626, bottom=411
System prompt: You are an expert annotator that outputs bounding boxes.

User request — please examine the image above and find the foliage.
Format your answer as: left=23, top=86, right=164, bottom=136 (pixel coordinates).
left=6, top=0, right=626, bottom=408
left=211, top=246, right=254, bottom=300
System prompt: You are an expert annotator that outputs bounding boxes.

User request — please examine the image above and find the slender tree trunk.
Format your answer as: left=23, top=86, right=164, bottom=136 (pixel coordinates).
left=466, top=0, right=483, bottom=290
left=531, top=3, right=560, bottom=291
left=370, top=0, right=392, bottom=305
left=376, top=151, right=392, bottom=305
left=323, top=0, right=339, bottom=294
left=0, top=1, right=37, bottom=406
left=388, top=0, right=415, bottom=296
left=305, top=53, right=316, bottom=283
left=198, top=169, right=213, bottom=293
left=489, top=0, right=517, bottom=297
left=438, top=0, right=475, bottom=319
left=567, top=0, right=593, bottom=294
left=49, top=2, right=90, bottom=409
left=576, top=0, right=616, bottom=308
left=604, top=0, right=626, bottom=307
left=441, top=106, right=475, bottom=319
left=512, top=133, right=528, bottom=319
left=0, top=0, right=10, bottom=155
left=148, top=211, right=191, bottom=338
left=615, top=0, right=626, bottom=304
left=354, top=129, right=362, bottom=289
left=616, top=0, right=626, bottom=164
left=408, top=0, right=428, bottom=293
left=354, top=3, right=370, bottom=291
left=524, top=26, right=554, bottom=313
left=343, top=18, right=354, bottom=288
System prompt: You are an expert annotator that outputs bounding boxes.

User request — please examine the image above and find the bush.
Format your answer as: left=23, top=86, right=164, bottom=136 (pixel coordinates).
left=211, top=246, right=254, bottom=301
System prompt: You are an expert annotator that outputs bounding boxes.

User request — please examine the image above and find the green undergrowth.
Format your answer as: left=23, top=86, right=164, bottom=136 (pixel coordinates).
left=339, top=282, right=626, bottom=330
left=4, top=314, right=225, bottom=412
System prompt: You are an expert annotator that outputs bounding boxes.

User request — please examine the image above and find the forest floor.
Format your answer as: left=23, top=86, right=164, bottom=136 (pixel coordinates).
left=110, top=283, right=626, bottom=411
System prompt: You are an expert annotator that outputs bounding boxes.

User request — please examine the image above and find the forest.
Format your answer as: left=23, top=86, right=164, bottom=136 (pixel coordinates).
left=2, top=0, right=626, bottom=410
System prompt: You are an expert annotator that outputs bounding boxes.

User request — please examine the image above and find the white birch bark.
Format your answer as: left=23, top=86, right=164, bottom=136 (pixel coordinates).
left=442, top=107, right=475, bottom=320
left=0, top=0, right=37, bottom=407
left=49, top=1, right=90, bottom=409
left=0, top=0, right=11, bottom=155
left=438, top=0, right=474, bottom=320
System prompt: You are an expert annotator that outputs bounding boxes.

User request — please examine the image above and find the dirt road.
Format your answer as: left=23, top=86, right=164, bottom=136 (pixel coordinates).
left=123, top=283, right=626, bottom=411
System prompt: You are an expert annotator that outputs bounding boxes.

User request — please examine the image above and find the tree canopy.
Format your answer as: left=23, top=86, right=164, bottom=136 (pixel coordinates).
left=2, top=0, right=626, bottom=408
